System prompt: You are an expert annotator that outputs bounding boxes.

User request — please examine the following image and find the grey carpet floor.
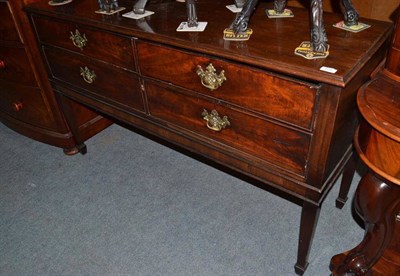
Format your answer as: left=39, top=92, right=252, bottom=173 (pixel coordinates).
left=0, top=122, right=364, bottom=275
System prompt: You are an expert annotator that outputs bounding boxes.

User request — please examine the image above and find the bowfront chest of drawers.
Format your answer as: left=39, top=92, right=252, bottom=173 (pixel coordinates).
left=26, top=0, right=392, bottom=274
left=0, top=0, right=111, bottom=153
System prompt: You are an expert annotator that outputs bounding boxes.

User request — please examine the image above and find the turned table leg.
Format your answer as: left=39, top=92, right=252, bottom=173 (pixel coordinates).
left=330, top=172, right=400, bottom=275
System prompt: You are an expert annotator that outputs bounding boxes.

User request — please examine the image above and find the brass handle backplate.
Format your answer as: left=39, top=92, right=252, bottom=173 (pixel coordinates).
left=12, top=101, right=23, bottom=112
left=196, top=63, right=226, bottom=91
left=202, top=109, right=230, bottom=132
left=70, top=29, right=88, bottom=50
left=80, top=66, right=96, bottom=83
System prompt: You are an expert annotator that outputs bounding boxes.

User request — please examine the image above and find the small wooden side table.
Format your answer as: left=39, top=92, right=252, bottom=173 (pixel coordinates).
left=331, top=6, right=400, bottom=273
left=330, top=68, right=400, bottom=275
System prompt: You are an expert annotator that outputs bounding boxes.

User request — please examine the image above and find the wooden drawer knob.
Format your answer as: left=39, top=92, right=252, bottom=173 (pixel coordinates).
left=202, top=109, right=230, bottom=132
left=0, top=60, right=5, bottom=69
left=196, top=63, right=226, bottom=91
left=12, top=101, right=23, bottom=112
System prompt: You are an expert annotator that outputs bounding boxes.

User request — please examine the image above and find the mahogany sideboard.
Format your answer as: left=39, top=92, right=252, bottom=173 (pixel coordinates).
left=0, top=0, right=111, bottom=154
left=25, top=0, right=392, bottom=274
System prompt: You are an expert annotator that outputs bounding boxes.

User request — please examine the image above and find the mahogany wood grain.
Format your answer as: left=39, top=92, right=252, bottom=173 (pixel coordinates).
left=44, top=46, right=145, bottom=113
left=0, top=1, right=22, bottom=43
left=25, top=0, right=393, bottom=274
left=0, top=80, right=54, bottom=129
left=146, top=81, right=311, bottom=176
left=33, top=16, right=137, bottom=71
left=384, top=19, right=400, bottom=78
left=331, top=6, right=400, bottom=274
left=330, top=171, right=400, bottom=275
left=137, top=41, right=318, bottom=130
left=0, top=0, right=112, bottom=152
left=26, top=0, right=391, bottom=86
left=0, top=46, right=36, bottom=86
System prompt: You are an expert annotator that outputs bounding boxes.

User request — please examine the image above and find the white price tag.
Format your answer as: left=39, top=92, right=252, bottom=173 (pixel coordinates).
left=176, top=22, right=208, bottom=32
left=122, top=10, right=154, bottom=20
left=320, top=66, right=337, bottom=74
left=226, top=4, right=242, bottom=13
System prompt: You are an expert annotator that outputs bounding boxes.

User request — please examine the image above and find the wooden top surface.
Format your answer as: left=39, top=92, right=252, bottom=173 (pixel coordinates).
left=358, top=70, right=400, bottom=143
left=25, top=0, right=393, bottom=87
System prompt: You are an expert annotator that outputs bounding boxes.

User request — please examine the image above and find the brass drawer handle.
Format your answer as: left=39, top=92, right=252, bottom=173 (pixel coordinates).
left=196, top=63, right=226, bottom=91
left=70, top=29, right=88, bottom=50
left=0, top=60, right=5, bottom=69
left=202, top=109, right=230, bottom=132
left=80, top=66, right=96, bottom=83
left=12, top=101, right=23, bottom=112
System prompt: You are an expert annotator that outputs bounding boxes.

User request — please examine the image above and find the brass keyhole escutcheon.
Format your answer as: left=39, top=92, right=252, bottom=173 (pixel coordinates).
left=202, top=109, right=230, bottom=132
left=80, top=66, right=96, bottom=84
left=70, top=29, right=88, bottom=50
left=196, top=63, right=226, bottom=91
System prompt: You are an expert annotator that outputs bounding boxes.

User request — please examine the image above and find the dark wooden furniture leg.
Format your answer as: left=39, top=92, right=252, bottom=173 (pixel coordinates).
left=57, top=94, right=87, bottom=155
left=336, top=152, right=357, bottom=209
left=330, top=172, right=400, bottom=275
left=330, top=7, right=400, bottom=271
left=25, top=1, right=392, bottom=274
left=295, top=201, right=321, bottom=275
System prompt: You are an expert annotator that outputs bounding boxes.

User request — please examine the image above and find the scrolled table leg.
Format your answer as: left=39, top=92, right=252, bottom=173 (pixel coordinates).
left=330, top=172, right=400, bottom=275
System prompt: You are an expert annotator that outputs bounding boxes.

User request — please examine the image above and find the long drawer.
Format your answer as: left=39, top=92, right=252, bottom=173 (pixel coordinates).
left=0, top=46, right=36, bottom=86
left=33, top=16, right=136, bottom=71
left=137, top=41, right=318, bottom=130
left=43, top=46, right=145, bottom=113
left=146, top=81, right=311, bottom=176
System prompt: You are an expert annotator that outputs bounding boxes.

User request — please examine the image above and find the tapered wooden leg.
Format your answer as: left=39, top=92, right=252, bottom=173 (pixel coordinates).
left=294, top=201, right=321, bottom=275
left=336, top=153, right=357, bottom=209
left=56, top=93, right=87, bottom=155
left=330, top=172, right=400, bottom=275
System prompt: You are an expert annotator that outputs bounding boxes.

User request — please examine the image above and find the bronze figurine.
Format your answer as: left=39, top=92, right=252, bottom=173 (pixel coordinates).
left=186, top=0, right=198, bottom=28
left=98, top=0, right=120, bottom=13
left=234, top=0, right=247, bottom=8
left=231, top=0, right=359, bottom=53
left=134, top=0, right=199, bottom=27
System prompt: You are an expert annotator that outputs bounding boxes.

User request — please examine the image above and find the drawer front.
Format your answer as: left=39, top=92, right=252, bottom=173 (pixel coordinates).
left=0, top=2, right=22, bottom=43
left=137, top=42, right=318, bottom=130
left=0, top=80, right=55, bottom=129
left=146, top=82, right=310, bottom=176
left=43, top=46, right=144, bottom=112
left=33, top=16, right=136, bottom=71
left=0, top=46, right=36, bottom=86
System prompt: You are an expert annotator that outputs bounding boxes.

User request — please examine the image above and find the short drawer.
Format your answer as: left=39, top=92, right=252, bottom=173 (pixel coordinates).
left=0, top=1, right=22, bottom=43
left=0, top=80, right=55, bottom=129
left=137, top=42, right=318, bottom=130
left=44, top=46, right=144, bottom=112
left=146, top=82, right=311, bottom=176
left=0, top=46, right=36, bottom=86
left=32, top=15, right=136, bottom=71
